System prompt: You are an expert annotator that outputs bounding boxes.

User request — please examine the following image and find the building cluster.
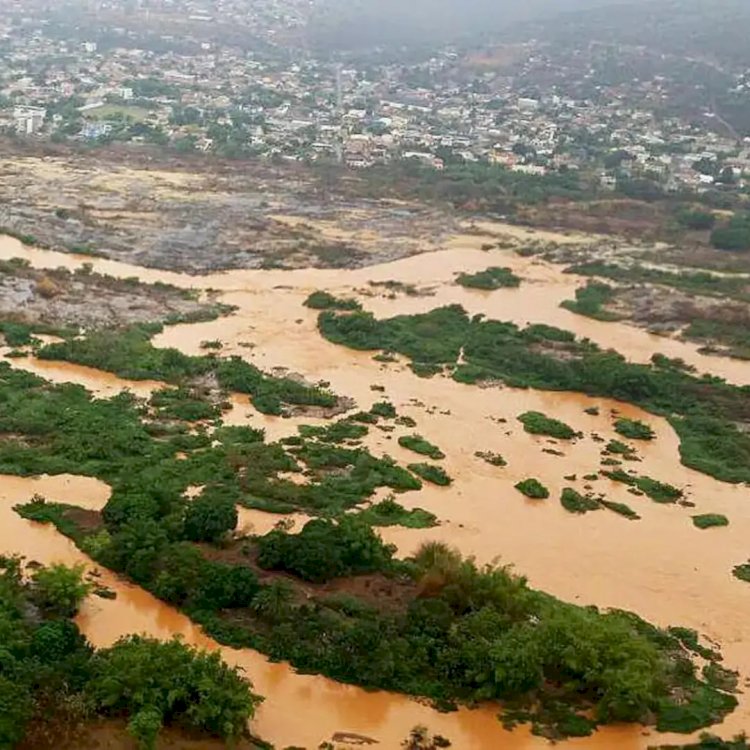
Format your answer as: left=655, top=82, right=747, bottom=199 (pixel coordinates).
left=0, top=0, right=748, bottom=192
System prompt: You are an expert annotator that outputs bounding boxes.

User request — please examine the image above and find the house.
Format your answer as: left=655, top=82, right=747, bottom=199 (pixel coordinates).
left=13, top=106, right=46, bottom=134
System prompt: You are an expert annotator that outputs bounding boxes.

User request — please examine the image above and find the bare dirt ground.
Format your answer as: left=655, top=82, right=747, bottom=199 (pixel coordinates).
left=0, top=140, right=459, bottom=273
left=0, top=262, right=220, bottom=331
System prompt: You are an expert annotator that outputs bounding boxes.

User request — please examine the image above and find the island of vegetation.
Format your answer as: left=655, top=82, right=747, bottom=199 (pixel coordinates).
left=398, top=434, right=446, bottom=460
left=317, top=304, right=750, bottom=484
left=518, top=411, right=579, bottom=440
left=456, top=266, right=521, bottom=290
left=0, top=556, right=261, bottom=750
left=515, top=478, right=550, bottom=499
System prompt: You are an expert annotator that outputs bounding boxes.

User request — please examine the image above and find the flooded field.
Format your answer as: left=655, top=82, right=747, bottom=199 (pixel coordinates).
left=1, top=224, right=749, bottom=749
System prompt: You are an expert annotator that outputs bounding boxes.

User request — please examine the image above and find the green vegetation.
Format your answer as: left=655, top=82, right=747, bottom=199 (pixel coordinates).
left=711, top=214, right=750, bottom=252
left=604, top=470, right=683, bottom=503
left=398, top=434, right=445, bottom=460
left=676, top=209, right=717, bottom=231
left=317, top=304, right=750, bottom=484
left=518, top=411, right=578, bottom=440
left=19, top=455, right=740, bottom=745
left=371, top=401, right=397, bottom=418
left=408, top=463, right=452, bottom=486
left=561, top=281, right=621, bottom=321
left=515, top=478, right=550, bottom=499
left=566, top=262, right=750, bottom=303
left=600, top=499, right=641, bottom=520
left=560, top=488, right=601, bottom=514
left=475, top=450, right=507, bottom=467
left=605, top=439, right=638, bottom=459
left=651, top=735, right=750, bottom=750
left=304, top=290, right=362, bottom=311
left=257, top=517, right=395, bottom=583
left=37, top=324, right=338, bottom=416
left=732, top=562, right=750, bottom=583
left=358, top=496, right=437, bottom=528
left=0, top=556, right=260, bottom=750
left=692, top=514, right=729, bottom=530
left=684, top=319, right=750, bottom=359
left=456, top=266, right=521, bottom=290
left=615, top=418, right=656, bottom=441
left=31, top=562, right=91, bottom=618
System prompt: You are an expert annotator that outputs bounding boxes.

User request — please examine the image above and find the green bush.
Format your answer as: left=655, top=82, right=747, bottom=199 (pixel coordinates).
left=711, top=214, right=750, bottom=252
left=561, top=281, right=620, bottom=321
left=518, top=411, right=578, bottom=440
left=257, top=517, right=394, bottom=583
left=31, top=563, right=91, bottom=618
left=600, top=500, right=640, bottom=520
left=456, top=266, right=521, bottom=290
left=692, top=514, right=729, bottom=530
left=304, top=291, right=362, bottom=310
left=615, top=418, right=655, bottom=440
left=732, top=562, right=750, bottom=583
left=183, top=491, right=238, bottom=543
left=398, top=434, right=445, bottom=459
left=515, top=478, right=550, bottom=499
left=87, top=636, right=261, bottom=745
left=408, top=463, right=452, bottom=486
left=560, top=488, right=601, bottom=514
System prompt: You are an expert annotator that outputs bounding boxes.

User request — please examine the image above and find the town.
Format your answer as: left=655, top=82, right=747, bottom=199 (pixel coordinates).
left=1, top=0, right=749, bottom=194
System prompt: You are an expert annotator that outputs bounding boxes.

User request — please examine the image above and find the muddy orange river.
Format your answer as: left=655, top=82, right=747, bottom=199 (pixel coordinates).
left=1, top=228, right=749, bottom=749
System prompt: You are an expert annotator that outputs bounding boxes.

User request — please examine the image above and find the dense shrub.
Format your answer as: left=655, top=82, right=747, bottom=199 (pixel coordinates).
left=515, top=478, right=550, bottom=499
left=408, top=463, right=452, bottom=486
left=692, top=514, right=729, bottom=530
left=257, top=517, right=395, bottom=583
left=615, top=418, right=655, bottom=440
left=304, top=291, right=362, bottom=310
left=560, top=488, right=601, bottom=514
left=518, top=411, right=578, bottom=440
left=398, top=434, right=445, bottom=459
left=457, top=267, right=521, bottom=290
left=183, top=491, right=238, bottom=543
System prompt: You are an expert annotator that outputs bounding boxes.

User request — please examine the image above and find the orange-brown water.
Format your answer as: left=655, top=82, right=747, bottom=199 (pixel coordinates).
left=1, top=229, right=749, bottom=748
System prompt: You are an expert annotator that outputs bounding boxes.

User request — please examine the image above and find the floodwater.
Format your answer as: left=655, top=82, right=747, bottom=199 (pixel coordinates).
left=1, top=227, right=750, bottom=749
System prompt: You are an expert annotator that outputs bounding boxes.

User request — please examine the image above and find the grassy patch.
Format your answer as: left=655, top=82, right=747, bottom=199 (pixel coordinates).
left=457, top=266, right=521, bottom=290
left=560, top=488, right=601, bottom=514
left=304, top=291, right=362, bottom=311
left=692, top=514, right=729, bottom=530
left=518, top=411, right=578, bottom=440
left=615, top=418, right=656, bottom=441
left=600, top=499, right=640, bottom=520
left=37, top=324, right=338, bottom=416
left=604, top=470, right=683, bottom=503
left=317, top=304, right=750, bottom=485
left=515, top=478, right=550, bottom=499
left=398, top=434, right=445, bottom=460
left=561, top=281, right=621, bottom=321
left=408, top=463, right=452, bottom=486
left=358, top=496, right=438, bottom=528
left=732, top=562, right=750, bottom=583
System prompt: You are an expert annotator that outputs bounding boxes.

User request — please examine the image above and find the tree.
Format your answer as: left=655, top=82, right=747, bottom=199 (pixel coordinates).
left=87, top=636, right=261, bottom=747
left=251, top=580, right=294, bottom=621
left=31, top=563, right=91, bottom=618
left=183, top=493, right=238, bottom=543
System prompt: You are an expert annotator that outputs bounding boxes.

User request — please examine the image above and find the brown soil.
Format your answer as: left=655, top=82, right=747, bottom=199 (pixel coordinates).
left=0, top=139, right=459, bottom=273
left=64, top=507, right=105, bottom=534
left=199, top=539, right=418, bottom=614
left=0, top=264, right=219, bottom=331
